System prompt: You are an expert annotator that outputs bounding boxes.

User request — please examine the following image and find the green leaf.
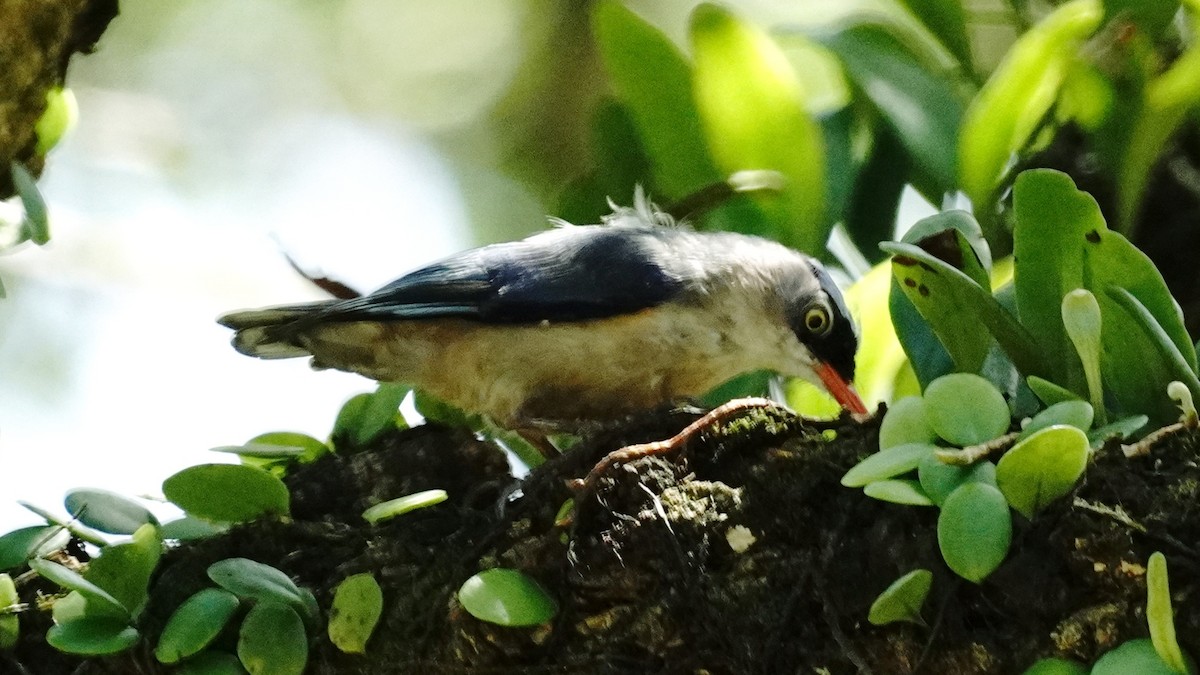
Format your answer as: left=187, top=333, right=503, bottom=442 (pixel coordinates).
left=1107, top=287, right=1200, bottom=404
left=1088, top=415, right=1149, bottom=446
left=937, top=483, right=1012, bottom=583
left=958, top=0, right=1102, bottom=207
left=593, top=1, right=720, bottom=197
left=1020, top=400, right=1094, bottom=440
left=176, top=651, right=249, bottom=675
left=841, top=442, right=936, bottom=488
left=1061, top=289, right=1107, bottom=424
left=863, top=479, right=935, bottom=506
left=820, top=22, right=963, bottom=194
left=0, top=573, right=18, bottom=649
left=237, top=602, right=308, bottom=675
left=161, top=517, right=229, bottom=541
left=163, top=464, right=290, bottom=523
left=1093, top=639, right=1186, bottom=675
left=0, top=525, right=69, bottom=571
left=923, top=373, right=1011, bottom=446
left=458, top=568, right=558, bottom=627
left=63, top=488, right=158, bottom=535
left=412, top=390, right=481, bottom=429
left=81, top=523, right=161, bottom=616
left=879, top=396, right=937, bottom=450
left=690, top=3, right=826, bottom=250
left=17, top=501, right=107, bottom=547
left=918, top=455, right=996, bottom=506
left=10, top=163, right=49, bottom=246
left=208, top=559, right=305, bottom=611
left=362, top=489, right=448, bottom=525
left=841, top=124, right=907, bottom=262
left=867, top=568, right=932, bottom=626
left=996, top=426, right=1089, bottom=519
left=889, top=277, right=954, bottom=388
left=1027, top=376, right=1082, bottom=407
left=155, top=588, right=241, bottom=664
left=884, top=239, right=1047, bottom=380
left=332, top=384, right=409, bottom=450
left=1020, top=657, right=1089, bottom=675
left=327, top=573, right=383, bottom=654
left=29, top=558, right=127, bottom=618
left=1147, top=552, right=1190, bottom=674
left=46, top=617, right=138, bottom=656
left=897, top=0, right=973, bottom=69
left=1118, top=14, right=1200, bottom=232
left=35, top=87, right=77, bottom=156
left=241, top=433, right=328, bottom=465
left=1013, top=169, right=1196, bottom=423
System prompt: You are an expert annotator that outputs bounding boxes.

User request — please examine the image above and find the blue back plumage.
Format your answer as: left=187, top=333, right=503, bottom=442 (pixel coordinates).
left=313, top=225, right=686, bottom=324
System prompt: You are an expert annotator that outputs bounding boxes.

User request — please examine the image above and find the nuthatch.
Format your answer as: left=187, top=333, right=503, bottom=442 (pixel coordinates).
left=218, top=193, right=867, bottom=430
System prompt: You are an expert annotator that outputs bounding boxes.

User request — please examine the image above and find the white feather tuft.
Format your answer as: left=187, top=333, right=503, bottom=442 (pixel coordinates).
left=602, top=185, right=677, bottom=229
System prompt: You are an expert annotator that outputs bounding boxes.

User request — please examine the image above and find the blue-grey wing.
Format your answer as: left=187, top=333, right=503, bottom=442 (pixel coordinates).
left=313, top=225, right=688, bottom=324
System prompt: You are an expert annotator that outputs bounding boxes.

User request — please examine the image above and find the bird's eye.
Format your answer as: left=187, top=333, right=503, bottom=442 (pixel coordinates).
left=804, top=305, right=832, bottom=335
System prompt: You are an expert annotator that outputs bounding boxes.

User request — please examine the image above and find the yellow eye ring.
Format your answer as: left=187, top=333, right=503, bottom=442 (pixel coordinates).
left=805, top=306, right=831, bottom=335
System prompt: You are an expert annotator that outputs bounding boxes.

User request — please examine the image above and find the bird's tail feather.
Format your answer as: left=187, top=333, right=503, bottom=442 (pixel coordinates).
left=218, top=303, right=327, bottom=359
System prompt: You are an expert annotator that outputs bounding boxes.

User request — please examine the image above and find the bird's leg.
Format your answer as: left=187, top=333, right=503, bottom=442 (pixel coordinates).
left=515, top=427, right=562, bottom=459
left=566, top=397, right=789, bottom=493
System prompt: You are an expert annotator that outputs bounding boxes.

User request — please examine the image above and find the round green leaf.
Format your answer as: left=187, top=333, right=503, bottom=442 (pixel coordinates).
left=28, top=558, right=127, bottom=618
left=0, top=573, right=18, bottom=649
left=362, top=489, right=448, bottom=524
left=237, top=602, right=308, bottom=675
left=841, top=442, right=935, bottom=488
left=1020, top=657, right=1088, bottom=675
left=1092, top=639, right=1182, bottom=675
left=1020, top=400, right=1094, bottom=439
left=155, top=588, right=241, bottom=664
left=208, top=558, right=304, bottom=610
left=923, top=373, right=1011, bottom=445
left=64, top=488, right=158, bottom=535
left=937, top=483, right=1012, bottom=583
left=176, top=651, right=248, bottom=675
left=328, top=573, right=383, bottom=654
left=879, top=396, right=937, bottom=450
left=918, top=455, right=997, bottom=506
left=868, top=569, right=932, bottom=626
left=0, top=525, right=69, bottom=570
left=333, top=384, right=409, bottom=450
left=458, top=568, right=557, bottom=627
left=996, top=425, right=1089, bottom=519
left=35, top=87, right=77, bottom=155
left=46, top=617, right=138, bottom=656
left=863, top=479, right=934, bottom=506
left=163, top=464, right=290, bottom=523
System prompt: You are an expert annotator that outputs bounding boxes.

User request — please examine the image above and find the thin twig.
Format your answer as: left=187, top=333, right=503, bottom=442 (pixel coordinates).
left=934, top=431, right=1021, bottom=465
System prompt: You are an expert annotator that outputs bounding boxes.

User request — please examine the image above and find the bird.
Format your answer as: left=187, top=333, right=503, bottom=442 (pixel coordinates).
left=218, top=191, right=867, bottom=434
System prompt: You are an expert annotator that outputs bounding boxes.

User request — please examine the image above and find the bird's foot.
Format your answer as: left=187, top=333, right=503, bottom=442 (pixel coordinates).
left=566, top=397, right=790, bottom=493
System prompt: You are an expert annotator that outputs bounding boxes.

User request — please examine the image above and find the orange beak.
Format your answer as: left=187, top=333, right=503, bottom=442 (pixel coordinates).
left=815, top=362, right=869, bottom=415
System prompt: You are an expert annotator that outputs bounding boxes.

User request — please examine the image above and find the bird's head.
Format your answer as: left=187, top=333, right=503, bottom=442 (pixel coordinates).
left=779, top=259, right=867, bottom=415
